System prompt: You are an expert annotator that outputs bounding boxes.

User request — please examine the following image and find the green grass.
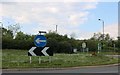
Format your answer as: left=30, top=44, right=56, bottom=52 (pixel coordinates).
left=2, top=49, right=119, bottom=69
left=99, top=51, right=119, bottom=55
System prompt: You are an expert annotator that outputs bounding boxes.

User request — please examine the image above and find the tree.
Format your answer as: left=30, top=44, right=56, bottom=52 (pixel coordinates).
left=2, top=27, right=13, bottom=49
left=91, top=32, right=112, bottom=41
left=105, top=33, right=110, bottom=41
left=2, top=27, right=118, bottom=53
left=59, top=41, right=72, bottom=53
left=47, top=38, right=59, bottom=53
left=8, top=23, right=20, bottom=39
left=87, top=40, right=98, bottom=52
left=14, top=31, right=34, bottom=49
left=90, top=32, right=103, bottom=41
left=117, top=36, right=120, bottom=50
left=70, top=32, right=76, bottom=39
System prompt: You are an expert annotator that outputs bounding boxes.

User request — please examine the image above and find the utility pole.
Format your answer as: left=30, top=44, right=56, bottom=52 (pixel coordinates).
left=98, top=19, right=104, bottom=40
left=56, top=25, right=58, bottom=33
left=0, top=22, right=3, bottom=28
left=98, top=19, right=105, bottom=51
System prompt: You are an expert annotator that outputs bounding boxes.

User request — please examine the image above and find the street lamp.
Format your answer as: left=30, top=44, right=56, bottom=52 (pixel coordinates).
left=98, top=19, right=105, bottom=51
left=56, top=25, right=58, bottom=33
left=0, top=22, right=3, bottom=28
left=98, top=19, right=104, bottom=40
left=39, top=31, right=46, bottom=35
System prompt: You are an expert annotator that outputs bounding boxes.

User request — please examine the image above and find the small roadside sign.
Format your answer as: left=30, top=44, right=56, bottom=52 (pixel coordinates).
left=73, top=48, right=77, bottom=53
left=82, top=42, right=86, bottom=48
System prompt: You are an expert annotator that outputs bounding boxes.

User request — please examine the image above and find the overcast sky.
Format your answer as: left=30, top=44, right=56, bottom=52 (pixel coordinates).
left=0, top=0, right=119, bottom=40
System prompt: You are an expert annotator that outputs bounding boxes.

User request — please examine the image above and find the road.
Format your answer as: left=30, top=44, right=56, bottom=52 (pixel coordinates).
left=2, top=65, right=119, bottom=73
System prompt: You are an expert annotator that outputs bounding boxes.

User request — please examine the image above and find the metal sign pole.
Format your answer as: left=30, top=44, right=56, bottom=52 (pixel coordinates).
left=98, top=43, right=100, bottom=53
left=83, top=48, right=85, bottom=53
left=114, top=44, right=115, bottom=52
left=82, top=42, right=86, bottom=53
left=86, top=48, right=89, bottom=53
left=39, top=57, right=41, bottom=64
left=83, top=48, right=84, bottom=52
left=49, top=56, right=52, bottom=63
left=30, top=56, right=32, bottom=64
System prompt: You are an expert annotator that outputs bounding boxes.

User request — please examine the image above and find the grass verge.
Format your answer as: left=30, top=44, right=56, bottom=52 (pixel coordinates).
left=2, top=49, right=119, bottom=69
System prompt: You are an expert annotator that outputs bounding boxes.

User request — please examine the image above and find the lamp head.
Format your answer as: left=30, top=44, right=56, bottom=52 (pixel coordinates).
left=98, top=19, right=101, bottom=20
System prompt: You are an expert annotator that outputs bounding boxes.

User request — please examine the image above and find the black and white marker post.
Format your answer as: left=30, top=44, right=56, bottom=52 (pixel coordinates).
left=28, top=31, right=53, bottom=64
left=98, top=43, right=101, bottom=53
left=82, top=42, right=86, bottom=53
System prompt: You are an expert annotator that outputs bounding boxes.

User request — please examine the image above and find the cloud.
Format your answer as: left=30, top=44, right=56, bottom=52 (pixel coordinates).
left=0, top=4, right=2, bottom=20
left=104, top=23, right=118, bottom=39
left=76, top=23, right=118, bottom=40
left=1, top=0, right=99, bottom=2
left=1, top=2, right=99, bottom=39
left=1, top=0, right=119, bottom=3
left=82, top=2, right=98, bottom=10
left=1, top=1, right=118, bottom=40
left=13, top=15, right=29, bottom=23
left=46, top=7, right=59, bottom=13
left=68, top=12, right=89, bottom=26
left=76, top=31, right=94, bottom=40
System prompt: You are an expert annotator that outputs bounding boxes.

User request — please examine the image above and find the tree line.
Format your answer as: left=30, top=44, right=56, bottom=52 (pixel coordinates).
left=1, top=27, right=119, bottom=53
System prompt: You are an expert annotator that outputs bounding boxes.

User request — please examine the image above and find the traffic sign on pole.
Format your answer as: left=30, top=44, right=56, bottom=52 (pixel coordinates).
left=34, top=35, right=47, bottom=47
left=82, top=42, right=86, bottom=52
left=28, top=31, right=53, bottom=63
left=82, top=42, right=86, bottom=49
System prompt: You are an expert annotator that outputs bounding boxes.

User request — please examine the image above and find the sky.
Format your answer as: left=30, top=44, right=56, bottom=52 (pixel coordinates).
left=0, top=0, right=119, bottom=40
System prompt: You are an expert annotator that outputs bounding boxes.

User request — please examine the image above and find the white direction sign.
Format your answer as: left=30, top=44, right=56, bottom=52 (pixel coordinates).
left=35, top=38, right=46, bottom=44
left=82, top=42, right=86, bottom=48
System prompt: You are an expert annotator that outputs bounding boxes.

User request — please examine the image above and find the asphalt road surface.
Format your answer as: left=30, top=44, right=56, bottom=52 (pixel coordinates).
left=2, top=65, right=119, bottom=73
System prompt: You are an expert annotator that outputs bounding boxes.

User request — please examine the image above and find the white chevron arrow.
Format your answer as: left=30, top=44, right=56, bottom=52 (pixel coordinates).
left=41, top=47, right=49, bottom=56
left=28, top=47, right=37, bottom=56
left=35, top=38, right=46, bottom=44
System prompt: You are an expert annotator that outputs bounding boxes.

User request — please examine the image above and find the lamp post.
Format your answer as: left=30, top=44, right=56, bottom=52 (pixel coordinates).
left=98, top=19, right=104, bottom=40
left=98, top=19, right=105, bottom=51
left=0, top=22, right=3, bottom=28
left=56, top=25, right=58, bottom=33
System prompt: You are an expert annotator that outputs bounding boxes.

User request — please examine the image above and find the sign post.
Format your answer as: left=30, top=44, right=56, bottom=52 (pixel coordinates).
left=114, top=44, right=115, bottom=52
left=30, top=56, right=32, bottom=64
left=82, top=42, right=86, bottom=52
left=98, top=43, right=101, bottom=53
left=49, top=56, right=52, bottom=63
left=28, top=31, right=53, bottom=64
left=73, top=48, right=77, bottom=53
left=39, top=57, right=41, bottom=64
